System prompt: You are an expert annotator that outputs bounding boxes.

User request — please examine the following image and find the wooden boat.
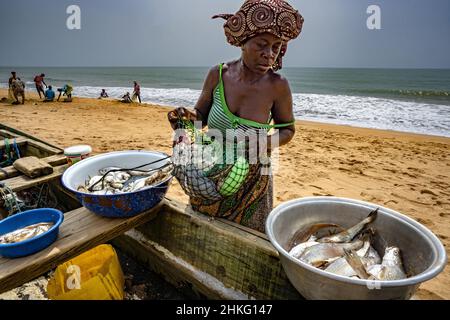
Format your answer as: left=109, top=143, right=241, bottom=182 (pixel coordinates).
left=0, top=125, right=302, bottom=299
left=0, top=124, right=67, bottom=190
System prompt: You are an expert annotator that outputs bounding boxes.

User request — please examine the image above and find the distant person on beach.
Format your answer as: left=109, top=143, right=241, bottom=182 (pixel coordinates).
left=34, top=73, right=47, bottom=99
left=132, top=81, right=141, bottom=103
left=11, top=78, right=25, bottom=105
left=167, top=0, right=303, bottom=233
left=8, top=71, right=17, bottom=101
left=44, top=85, right=55, bottom=102
left=120, top=92, right=132, bottom=103
left=99, top=89, right=109, bottom=99
left=57, top=84, right=73, bottom=102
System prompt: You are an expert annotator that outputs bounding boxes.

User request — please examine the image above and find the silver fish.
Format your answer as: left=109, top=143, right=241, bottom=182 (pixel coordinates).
left=127, top=169, right=166, bottom=177
left=81, top=164, right=173, bottom=194
left=289, top=240, right=319, bottom=259
left=109, top=182, right=124, bottom=190
left=324, top=239, right=381, bottom=277
left=355, top=236, right=382, bottom=268
left=104, top=175, right=115, bottom=184
left=0, top=222, right=54, bottom=244
left=362, top=245, right=381, bottom=267
left=325, top=257, right=358, bottom=277
left=127, top=177, right=147, bottom=192
left=367, top=247, right=407, bottom=280
left=112, top=172, right=131, bottom=183
left=145, top=171, right=167, bottom=186
left=318, top=208, right=378, bottom=243
left=299, top=240, right=364, bottom=267
left=86, top=175, right=104, bottom=191
left=102, top=172, right=130, bottom=184
left=343, top=249, right=371, bottom=279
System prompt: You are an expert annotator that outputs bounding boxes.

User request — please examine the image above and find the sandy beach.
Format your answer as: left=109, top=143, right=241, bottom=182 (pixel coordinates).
left=1, top=89, right=449, bottom=300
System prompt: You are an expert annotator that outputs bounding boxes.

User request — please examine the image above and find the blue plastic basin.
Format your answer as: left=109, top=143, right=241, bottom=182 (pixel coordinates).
left=0, top=208, right=64, bottom=258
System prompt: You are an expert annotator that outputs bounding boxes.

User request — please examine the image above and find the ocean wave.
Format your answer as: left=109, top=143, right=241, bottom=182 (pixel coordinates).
left=349, top=88, right=450, bottom=99
left=2, top=83, right=449, bottom=137
left=292, top=93, right=450, bottom=138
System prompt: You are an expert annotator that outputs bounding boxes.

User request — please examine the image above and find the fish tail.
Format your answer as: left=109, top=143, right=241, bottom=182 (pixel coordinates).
left=365, top=208, right=379, bottom=224
left=344, top=249, right=370, bottom=279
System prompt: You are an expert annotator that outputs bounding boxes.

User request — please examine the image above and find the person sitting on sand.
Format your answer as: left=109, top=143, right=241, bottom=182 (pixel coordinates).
left=11, top=78, right=25, bottom=105
left=132, top=81, right=141, bottom=103
left=99, top=89, right=109, bottom=99
left=34, top=73, right=47, bottom=99
left=167, top=0, right=304, bottom=233
left=44, top=85, right=55, bottom=102
left=57, top=84, right=73, bottom=102
left=120, top=92, right=132, bottom=103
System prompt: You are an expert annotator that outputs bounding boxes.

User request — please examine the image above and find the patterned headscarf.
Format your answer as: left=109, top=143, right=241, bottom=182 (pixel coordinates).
left=213, top=0, right=304, bottom=71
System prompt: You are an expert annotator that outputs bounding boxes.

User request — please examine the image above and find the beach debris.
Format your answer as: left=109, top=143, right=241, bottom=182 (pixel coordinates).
left=77, top=164, right=173, bottom=195
left=0, top=222, right=54, bottom=244
left=288, top=208, right=409, bottom=281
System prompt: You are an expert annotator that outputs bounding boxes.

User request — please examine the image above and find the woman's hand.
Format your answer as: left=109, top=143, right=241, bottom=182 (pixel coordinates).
left=167, top=107, right=198, bottom=130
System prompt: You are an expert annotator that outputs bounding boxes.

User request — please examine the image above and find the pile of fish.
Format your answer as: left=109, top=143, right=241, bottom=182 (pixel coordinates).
left=77, top=165, right=173, bottom=195
left=289, top=208, right=408, bottom=281
left=0, top=222, right=54, bottom=244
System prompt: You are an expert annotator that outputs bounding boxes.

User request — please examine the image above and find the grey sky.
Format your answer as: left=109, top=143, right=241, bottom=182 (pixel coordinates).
left=1, top=0, right=449, bottom=68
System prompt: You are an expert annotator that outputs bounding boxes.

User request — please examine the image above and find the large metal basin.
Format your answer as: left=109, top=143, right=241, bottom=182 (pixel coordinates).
left=266, top=197, right=447, bottom=300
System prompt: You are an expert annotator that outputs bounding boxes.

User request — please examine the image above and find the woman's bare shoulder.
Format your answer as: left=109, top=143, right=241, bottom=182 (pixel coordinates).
left=207, top=64, right=220, bottom=78
left=203, top=65, right=221, bottom=89
left=222, top=60, right=241, bottom=73
left=267, top=71, right=291, bottom=94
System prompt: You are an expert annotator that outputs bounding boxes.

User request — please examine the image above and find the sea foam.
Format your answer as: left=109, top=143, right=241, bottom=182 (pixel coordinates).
left=2, top=83, right=449, bottom=137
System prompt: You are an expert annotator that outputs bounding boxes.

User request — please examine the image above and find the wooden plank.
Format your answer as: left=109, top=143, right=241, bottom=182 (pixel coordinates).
left=114, top=197, right=303, bottom=300
left=26, top=140, right=62, bottom=157
left=0, top=154, right=67, bottom=180
left=0, top=166, right=17, bottom=180
left=0, top=129, right=21, bottom=139
left=0, top=201, right=164, bottom=294
left=113, top=229, right=244, bottom=299
left=42, top=154, right=68, bottom=166
left=3, top=164, right=68, bottom=192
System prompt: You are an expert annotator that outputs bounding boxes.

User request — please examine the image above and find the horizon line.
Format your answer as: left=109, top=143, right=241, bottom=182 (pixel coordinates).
left=1, top=65, right=450, bottom=70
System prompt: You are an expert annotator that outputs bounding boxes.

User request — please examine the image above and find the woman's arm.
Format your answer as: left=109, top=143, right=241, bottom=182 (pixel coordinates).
left=194, top=65, right=220, bottom=127
left=168, top=66, right=220, bottom=129
left=267, top=77, right=296, bottom=151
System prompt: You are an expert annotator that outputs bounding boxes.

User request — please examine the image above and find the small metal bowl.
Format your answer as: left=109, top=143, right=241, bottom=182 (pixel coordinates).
left=266, top=197, right=447, bottom=300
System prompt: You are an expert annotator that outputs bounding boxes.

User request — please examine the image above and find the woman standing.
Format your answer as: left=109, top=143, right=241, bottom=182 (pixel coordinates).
left=168, top=0, right=304, bottom=233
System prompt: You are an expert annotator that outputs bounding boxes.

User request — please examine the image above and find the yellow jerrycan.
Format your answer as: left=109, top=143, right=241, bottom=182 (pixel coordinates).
left=47, top=244, right=125, bottom=300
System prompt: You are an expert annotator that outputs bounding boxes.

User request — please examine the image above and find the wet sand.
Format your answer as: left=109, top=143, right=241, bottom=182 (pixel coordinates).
left=1, top=89, right=449, bottom=300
